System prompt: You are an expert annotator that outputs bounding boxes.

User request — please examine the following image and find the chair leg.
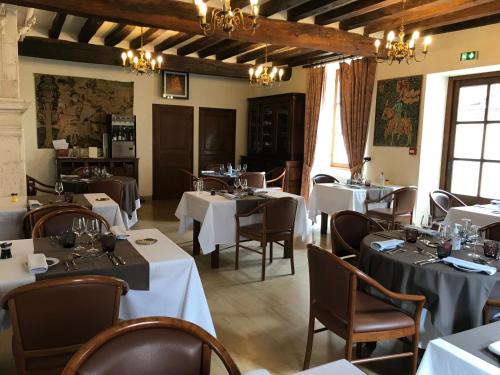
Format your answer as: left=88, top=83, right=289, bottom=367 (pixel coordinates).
left=261, top=240, right=267, bottom=281
left=355, top=342, right=362, bottom=359
left=235, top=235, right=240, bottom=270
left=288, top=239, right=295, bottom=275
left=302, top=313, right=315, bottom=370
left=345, top=337, right=353, bottom=361
left=410, top=333, right=419, bottom=375
left=270, top=242, right=273, bottom=263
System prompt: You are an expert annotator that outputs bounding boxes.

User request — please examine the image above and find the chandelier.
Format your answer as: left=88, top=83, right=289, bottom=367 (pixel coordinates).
left=373, top=0, right=431, bottom=65
left=194, top=0, right=259, bottom=36
left=249, top=45, right=284, bottom=87
left=120, top=27, right=163, bottom=74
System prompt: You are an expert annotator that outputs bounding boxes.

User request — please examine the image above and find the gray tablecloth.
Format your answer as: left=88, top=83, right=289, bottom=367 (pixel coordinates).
left=360, top=231, right=500, bottom=337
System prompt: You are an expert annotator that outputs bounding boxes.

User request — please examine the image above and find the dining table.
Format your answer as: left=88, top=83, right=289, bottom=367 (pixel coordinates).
left=444, top=204, right=500, bottom=228
left=417, top=321, right=500, bottom=375
left=359, top=231, right=500, bottom=347
left=175, top=189, right=308, bottom=268
left=0, top=228, right=215, bottom=336
left=295, top=360, right=366, bottom=374
left=308, top=183, right=396, bottom=234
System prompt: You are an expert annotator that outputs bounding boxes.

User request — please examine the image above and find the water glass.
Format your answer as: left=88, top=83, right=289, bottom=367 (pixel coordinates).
left=420, top=214, right=433, bottom=229
left=72, top=217, right=86, bottom=250
left=242, top=164, right=247, bottom=173
left=405, top=228, right=419, bottom=243
left=467, top=224, right=481, bottom=259
left=219, top=164, right=225, bottom=174
left=195, top=180, right=204, bottom=193
left=101, top=233, right=117, bottom=253
left=438, top=224, right=451, bottom=240
left=437, top=240, right=452, bottom=259
left=483, top=240, right=499, bottom=259
left=55, top=181, right=64, bottom=197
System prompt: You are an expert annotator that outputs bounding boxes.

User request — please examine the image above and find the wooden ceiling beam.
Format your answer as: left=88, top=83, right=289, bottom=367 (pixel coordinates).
left=129, top=27, right=164, bottom=49
left=315, top=0, right=396, bottom=25
left=154, top=32, right=193, bottom=52
left=255, top=47, right=311, bottom=64
left=259, top=0, right=310, bottom=17
left=78, top=18, right=104, bottom=43
left=216, top=42, right=263, bottom=60
left=237, top=45, right=285, bottom=63
left=197, top=39, right=237, bottom=58
left=177, top=36, right=223, bottom=56
left=104, top=24, right=135, bottom=46
left=3, top=0, right=375, bottom=56
left=288, top=0, right=357, bottom=22
left=273, top=50, right=337, bottom=66
left=420, top=13, right=500, bottom=35
left=48, top=12, right=66, bottom=39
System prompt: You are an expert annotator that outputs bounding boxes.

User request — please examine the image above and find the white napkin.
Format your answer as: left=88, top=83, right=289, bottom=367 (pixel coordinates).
left=370, top=239, right=404, bottom=252
left=442, top=256, right=497, bottom=275
left=110, top=225, right=128, bottom=240
left=201, top=170, right=215, bottom=174
left=27, top=199, right=41, bottom=209
left=60, top=174, right=79, bottom=179
left=488, top=341, right=500, bottom=356
left=27, top=253, right=48, bottom=274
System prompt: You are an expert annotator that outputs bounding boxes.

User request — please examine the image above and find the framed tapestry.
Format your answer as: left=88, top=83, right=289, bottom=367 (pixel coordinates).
left=373, top=75, right=423, bottom=148
left=162, top=71, right=189, bottom=99
left=35, top=74, right=133, bottom=149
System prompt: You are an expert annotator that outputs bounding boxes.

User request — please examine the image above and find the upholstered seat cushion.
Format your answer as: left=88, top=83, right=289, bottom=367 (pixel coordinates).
left=353, top=292, right=415, bottom=333
left=239, top=224, right=292, bottom=241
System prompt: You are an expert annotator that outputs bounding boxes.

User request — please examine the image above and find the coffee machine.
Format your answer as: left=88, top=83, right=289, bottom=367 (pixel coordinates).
left=107, top=114, right=136, bottom=158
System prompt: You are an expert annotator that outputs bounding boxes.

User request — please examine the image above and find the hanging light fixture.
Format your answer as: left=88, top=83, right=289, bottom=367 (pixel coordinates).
left=120, top=27, right=163, bottom=74
left=194, top=0, right=259, bottom=37
left=249, top=44, right=284, bottom=87
left=374, top=0, right=431, bottom=65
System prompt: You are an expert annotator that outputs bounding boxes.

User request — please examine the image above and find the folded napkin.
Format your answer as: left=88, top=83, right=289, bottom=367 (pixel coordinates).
left=110, top=225, right=129, bottom=240
left=442, top=256, right=497, bottom=275
left=201, top=170, right=215, bottom=174
left=60, top=174, right=79, bottom=179
left=370, top=239, right=404, bottom=252
left=27, top=253, right=48, bottom=274
left=488, top=341, right=500, bottom=356
left=28, top=199, right=41, bottom=209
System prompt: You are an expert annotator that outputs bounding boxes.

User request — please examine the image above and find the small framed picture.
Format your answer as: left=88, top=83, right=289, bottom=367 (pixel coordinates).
left=162, top=71, right=189, bottom=100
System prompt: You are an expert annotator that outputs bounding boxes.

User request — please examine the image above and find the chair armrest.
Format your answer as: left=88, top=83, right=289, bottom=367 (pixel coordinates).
left=486, top=298, right=500, bottom=307
left=235, top=205, right=262, bottom=218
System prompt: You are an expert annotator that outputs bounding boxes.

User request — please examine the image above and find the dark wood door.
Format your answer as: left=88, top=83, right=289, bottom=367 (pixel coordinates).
left=199, top=107, right=236, bottom=170
left=153, top=104, right=193, bottom=199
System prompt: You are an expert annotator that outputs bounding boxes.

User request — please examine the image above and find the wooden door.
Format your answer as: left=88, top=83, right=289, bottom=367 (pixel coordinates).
left=199, top=107, right=236, bottom=170
left=153, top=104, right=193, bottom=199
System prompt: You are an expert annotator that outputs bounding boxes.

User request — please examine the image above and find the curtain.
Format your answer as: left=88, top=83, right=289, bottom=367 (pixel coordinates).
left=339, top=58, right=377, bottom=176
left=300, top=67, right=326, bottom=200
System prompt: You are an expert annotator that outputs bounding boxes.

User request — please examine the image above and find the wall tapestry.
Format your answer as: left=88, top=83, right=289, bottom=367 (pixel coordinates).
left=373, top=75, right=422, bottom=147
left=35, top=74, right=133, bottom=148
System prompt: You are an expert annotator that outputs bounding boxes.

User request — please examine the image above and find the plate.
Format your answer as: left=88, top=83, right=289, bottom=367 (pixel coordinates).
left=96, top=197, right=110, bottom=201
left=452, top=263, right=482, bottom=273
left=135, top=238, right=158, bottom=245
left=46, top=257, right=60, bottom=267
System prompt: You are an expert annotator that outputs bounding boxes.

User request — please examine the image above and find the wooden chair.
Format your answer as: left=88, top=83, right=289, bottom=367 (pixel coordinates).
left=195, top=177, right=229, bottom=191
left=312, top=174, right=339, bottom=185
left=88, top=179, right=124, bottom=206
left=429, top=189, right=466, bottom=222
left=70, top=166, right=87, bottom=178
left=365, top=187, right=417, bottom=229
left=331, top=210, right=384, bottom=259
left=265, top=167, right=286, bottom=190
left=479, top=222, right=500, bottom=241
left=483, top=299, right=500, bottom=324
left=62, top=317, right=241, bottom=375
left=32, top=208, right=110, bottom=238
left=179, top=169, right=198, bottom=192
left=240, top=172, right=266, bottom=188
left=303, top=244, right=425, bottom=374
left=204, top=163, right=225, bottom=172
left=26, top=175, right=54, bottom=196
left=235, top=197, right=297, bottom=281
left=1, top=275, right=128, bottom=375
left=23, top=203, right=90, bottom=238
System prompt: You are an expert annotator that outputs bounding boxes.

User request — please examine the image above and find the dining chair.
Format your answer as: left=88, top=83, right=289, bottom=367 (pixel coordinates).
left=26, top=175, right=55, bottom=196
left=1, top=275, right=128, bottom=375
left=483, top=299, right=500, bottom=324
left=204, top=162, right=226, bottom=172
left=240, top=172, right=266, bottom=188
left=32, top=208, right=110, bottom=238
left=87, top=179, right=124, bottom=206
left=70, top=166, right=87, bottom=178
left=265, top=167, right=286, bottom=190
left=23, top=203, right=90, bottom=238
left=179, top=169, right=198, bottom=191
left=235, top=197, right=297, bottom=281
left=312, top=174, right=339, bottom=185
left=429, top=190, right=466, bottom=222
left=365, top=187, right=417, bottom=229
left=479, top=222, right=500, bottom=241
left=303, top=244, right=425, bottom=374
left=331, top=210, right=384, bottom=259
left=195, top=177, right=229, bottom=191
left=62, top=317, right=241, bottom=375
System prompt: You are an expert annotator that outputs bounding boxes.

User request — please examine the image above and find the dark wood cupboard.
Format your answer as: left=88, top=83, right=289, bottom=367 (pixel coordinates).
left=242, top=93, right=305, bottom=195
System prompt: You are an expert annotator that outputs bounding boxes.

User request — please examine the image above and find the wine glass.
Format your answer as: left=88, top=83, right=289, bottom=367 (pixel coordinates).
left=234, top=178, right=241, bottom=192
left=241, top=178, right=248, bottom=191
left=242, top=164, right=248, bottom=173
left=55, top=180, right=64, bottom=199
left=86, top=218, right=100, bottom=254
left=219, top=164, right=225, bottom=175
left=421, top=214, right=433, bottom=230
left=467, top=224, right=481, bottom=259
left=72, top=217, right=85, bottom=251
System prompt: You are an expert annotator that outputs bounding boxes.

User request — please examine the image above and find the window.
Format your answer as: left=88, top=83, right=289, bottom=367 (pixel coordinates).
left=331, top=71, right=349, bottom=168
left=442, top=72, right=500, bottom=200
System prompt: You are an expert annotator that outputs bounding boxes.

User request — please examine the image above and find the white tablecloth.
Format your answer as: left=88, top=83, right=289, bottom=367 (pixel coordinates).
left=175, top=190, right=308, bottom=254
left=0, top=228, right=215, bottom=336
left=308, top=183, right=395, bottom=222
left=84, top=193, right=127, bottom=230
left=444, top=206, right=500, bottom=227
left=296, top=360, right=366, bottom=374
left=122, top=198, right=141, bottom=229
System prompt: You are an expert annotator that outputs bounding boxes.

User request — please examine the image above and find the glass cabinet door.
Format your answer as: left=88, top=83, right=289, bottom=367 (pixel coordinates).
left=261, top=106, right=275, bottom=155
left=275, top=105, right=290, bottom=157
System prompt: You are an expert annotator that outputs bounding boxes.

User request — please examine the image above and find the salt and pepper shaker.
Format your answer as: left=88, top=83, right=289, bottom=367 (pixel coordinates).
left=0, top=242, right=12, bottom=259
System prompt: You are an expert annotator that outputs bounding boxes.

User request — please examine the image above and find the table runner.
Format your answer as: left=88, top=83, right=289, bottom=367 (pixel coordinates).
left=30, top=194, right=92, bottom=208
left=33, top=237, right=150, bottom=290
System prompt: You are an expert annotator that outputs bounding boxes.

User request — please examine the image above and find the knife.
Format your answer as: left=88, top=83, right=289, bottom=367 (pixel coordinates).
left=115, top=254, right=126, bottom=265
left=107, top=253, right=119, bottom=266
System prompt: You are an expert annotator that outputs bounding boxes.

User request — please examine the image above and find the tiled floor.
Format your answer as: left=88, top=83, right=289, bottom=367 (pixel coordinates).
left=0, top=199, right=416, bottom=374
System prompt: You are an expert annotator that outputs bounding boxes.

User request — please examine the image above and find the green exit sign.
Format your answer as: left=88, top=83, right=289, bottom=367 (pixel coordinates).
left=460, top=51, right=479, bottom=61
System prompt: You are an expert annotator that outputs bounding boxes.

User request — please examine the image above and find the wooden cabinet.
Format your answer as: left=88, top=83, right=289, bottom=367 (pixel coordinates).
left=242, top=93, right=305, bottom=194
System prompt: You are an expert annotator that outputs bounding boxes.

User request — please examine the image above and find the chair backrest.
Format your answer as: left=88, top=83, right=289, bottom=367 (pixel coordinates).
left=331, top=210, right=384, bottom=257
left=393, top=187, right=417, bottom=215
left=2, top=276, right=128, bottom=375
left=480, top=222, right=500, bottom=241
left=179, top=169, right=198, bottom=192
left=204, top=163, right=226, bottom=172
left=26, top=175, right=55, bottom=196
left=87, top=179, right=124, bottom=205
left=196, top=177, right=229, bottom=191
left=307, top=244, right=357, bottom=336
left=429, top=189, right=466, bottom=221
left=71, top=167, right=87, bottom=178
left=62, top=317, right=241, bottom=375
left=312, top=174, right=339, bottom=185
left=266, top=167, right=286, bottom=190
left=261, top=197, right=297, bottom=233
left=32, top=208, right=110, bottom=238
left=240, top=172, right=266, bottom=188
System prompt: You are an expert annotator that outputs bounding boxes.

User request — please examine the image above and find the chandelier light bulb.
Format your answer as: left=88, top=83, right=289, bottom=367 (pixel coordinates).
left=374, top=39, right=381, bottom=53
left=121, top=52, right=127, bottom=65
left=249, top=67, right=254, bottom=77
left=255, top=66, right=263, bottom=77
left=145, top=51, right=152, bottom=61
left=278, top=69, right=284, bottom=79
left=157, top=55, right=163, bottom=68
left=127, top=50, right=133, bottom=59
left=409, top=38, right=415, bottom=49
left=151, top=59, right=156, bottom=69
left=387, top=31, right=395, bottom=42
left=412, top=30, right=420, bottom=40
left=198, top=2, right=207, bottom=16
left=133, top=56, right=139, bottom=65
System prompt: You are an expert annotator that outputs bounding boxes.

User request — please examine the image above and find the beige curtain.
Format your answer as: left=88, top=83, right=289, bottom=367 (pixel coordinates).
left=300, top=67, right=326, bottom=199
left=339, top=58, right=377, bottom=176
